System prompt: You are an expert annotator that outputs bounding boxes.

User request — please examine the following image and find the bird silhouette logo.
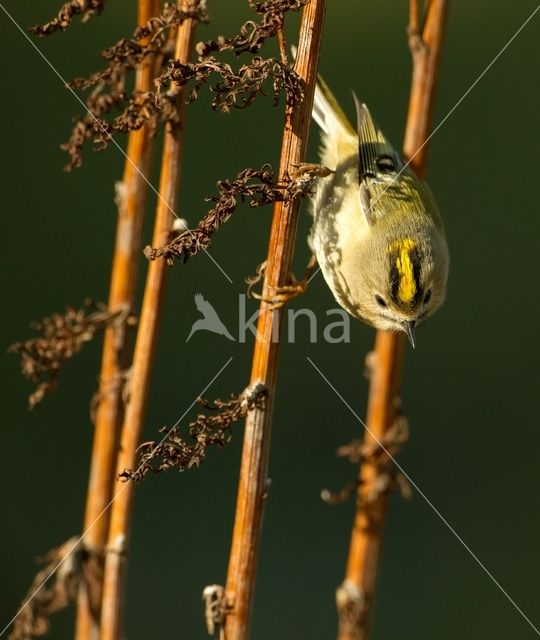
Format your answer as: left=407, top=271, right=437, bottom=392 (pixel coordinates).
left=186, top=293, right=236, bottom=342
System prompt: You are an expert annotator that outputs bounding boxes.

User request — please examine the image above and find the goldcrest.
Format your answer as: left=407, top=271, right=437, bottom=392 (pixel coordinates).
left=309, top=77, right=449, bottom=347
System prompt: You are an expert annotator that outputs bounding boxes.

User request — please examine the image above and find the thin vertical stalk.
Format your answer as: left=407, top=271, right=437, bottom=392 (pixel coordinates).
left=336, top=2, right=449, bottom=640
left=404, top=0, right=449, bottom=176
left=222, top=2, right=327, bottom=639
left=75, top=1, right=158, bottom=638
left=99, top=5, right=199, bottom=640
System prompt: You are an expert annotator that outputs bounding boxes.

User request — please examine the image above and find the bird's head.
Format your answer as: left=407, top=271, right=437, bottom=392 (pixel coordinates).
left=348, top=228, right=449, bottom=347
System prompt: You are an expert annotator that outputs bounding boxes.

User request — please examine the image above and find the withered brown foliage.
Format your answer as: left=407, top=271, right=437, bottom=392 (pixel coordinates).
left=61, top=88, right=178, bottom=171
left=60, top=0, right=306, bottom=169
left=8, top=538, right=102, bottom=640
left=156, top=54, right=303, bottom=111
left=144, top=163, right=326, bottom=265
left=61, top=2, right=209, bottom=170
left=70, top=3, right=209, bottom=91
left=30, top=0, right=105, bottom=36
left=9, top=301, right=136, bottom=409
left=61, top=83, right=130, bottom=171
left=120, top=383, right=268, bottom=482
left=196, top=0, right=308, bottom=56
left=321, top=416, right=412, bottom=506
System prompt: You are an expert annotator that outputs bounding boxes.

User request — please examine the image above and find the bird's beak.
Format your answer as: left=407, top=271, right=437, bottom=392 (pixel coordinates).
left=402, top=320, right=416, bottom=349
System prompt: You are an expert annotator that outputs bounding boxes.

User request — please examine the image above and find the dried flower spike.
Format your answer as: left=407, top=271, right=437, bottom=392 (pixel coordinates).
left=9, top=301, right=136, bottom=408
left=120, top=383, right=268, bottom=482
left=30, top=0, right=106, bottom=37
left=8, top=538, right=101, bottom=640
left=195, top=0, right=308, bottom=57
left=62, top=2, right=209, bottom=169
left=144, top=163, right=317, bottom=265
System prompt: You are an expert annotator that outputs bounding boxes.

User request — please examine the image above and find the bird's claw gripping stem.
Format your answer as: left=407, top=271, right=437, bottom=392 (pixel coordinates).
left=246, top=256, right=318, bottom=309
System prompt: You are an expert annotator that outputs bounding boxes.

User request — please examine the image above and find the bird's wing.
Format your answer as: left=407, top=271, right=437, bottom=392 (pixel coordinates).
left=352, top=94, right=420, bottom=227
left=353, top=94, right=400, bottom=182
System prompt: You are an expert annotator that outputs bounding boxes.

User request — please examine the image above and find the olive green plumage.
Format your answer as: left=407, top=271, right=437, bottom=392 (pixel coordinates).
left=309, top=77, right=449, bottom=347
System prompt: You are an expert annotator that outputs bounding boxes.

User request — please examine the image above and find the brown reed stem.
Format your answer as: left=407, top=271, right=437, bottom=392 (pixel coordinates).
left=75, top=2, right=159, bottom=638
left=98, top=4, right=199, bottom=640
left=336, top=2, right=449, bottom=640
left=222, top=2, right=328, bottom=639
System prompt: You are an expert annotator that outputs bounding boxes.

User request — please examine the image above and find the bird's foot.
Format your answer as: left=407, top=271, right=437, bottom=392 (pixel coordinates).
left=285, top=163, right=334, bottom=195
left=246, top=256, right=318, bottom=309
left=289, top=162, right=334, bottom=181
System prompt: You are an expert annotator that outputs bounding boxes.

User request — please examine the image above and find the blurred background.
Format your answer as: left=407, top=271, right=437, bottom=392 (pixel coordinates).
left=2, top=1, right=540, bottom=638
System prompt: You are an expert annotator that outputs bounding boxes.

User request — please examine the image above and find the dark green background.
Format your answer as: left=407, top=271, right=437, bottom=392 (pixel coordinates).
left=2, top=1, right=539, bottom=638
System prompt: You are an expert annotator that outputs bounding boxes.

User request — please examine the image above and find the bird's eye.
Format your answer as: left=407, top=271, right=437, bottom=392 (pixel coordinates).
left=423, top=289, right=432, bottom=305
left=375, top=155, right=396, bottom=173
left=375, top=294, right=388, bottom=308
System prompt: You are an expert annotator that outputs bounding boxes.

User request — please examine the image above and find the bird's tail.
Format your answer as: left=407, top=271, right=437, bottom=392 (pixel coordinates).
left=312, top=75, right=357, bottom=168
left=289, top=45, right=354, bottom=141
left=312, top=75, right=355, bottom=138
left=288, top=46, right=356, bottom=166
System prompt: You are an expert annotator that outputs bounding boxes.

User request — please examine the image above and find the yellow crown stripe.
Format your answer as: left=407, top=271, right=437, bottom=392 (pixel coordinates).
left=389, top=238, right=417, bottom=304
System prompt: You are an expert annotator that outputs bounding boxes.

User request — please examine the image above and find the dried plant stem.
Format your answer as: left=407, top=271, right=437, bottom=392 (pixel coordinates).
left=404, top=0, right=448, bottom=177
left=336, top=2, right=449, bottom=640
left=222, top=2, right=327, bottom=639
left=98, top=5, right=199, bottom=640
left=75, top=2, right=159, bottom=639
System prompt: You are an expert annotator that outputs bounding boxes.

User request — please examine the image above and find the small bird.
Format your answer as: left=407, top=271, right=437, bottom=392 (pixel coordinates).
left=309, top=77, right=449, bottom=347
left=186, top=293, right=235, bottom=342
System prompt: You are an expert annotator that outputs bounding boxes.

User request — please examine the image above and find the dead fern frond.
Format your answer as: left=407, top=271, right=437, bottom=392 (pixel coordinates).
left=8, top=538, right=102, bottom=640
left=156, top=54, right=304, bottom=111
left=321, top=416, right=412, bottom=506
left=69, top=3, right=209, bottom=91
left=60, top=1, right=307, bottom=169
left=144, top=163, right=321, bottom=265
left=9, top=301, right=136, bottom=408
left=62, top=1, right=208, bottom=169
left=30, top=0, right=106, bottom=36
left=119, top=383, right=268, bottom=482
left=195, top=0, right=308, bottom=57
left=61, top=81, right=127, bottom=171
